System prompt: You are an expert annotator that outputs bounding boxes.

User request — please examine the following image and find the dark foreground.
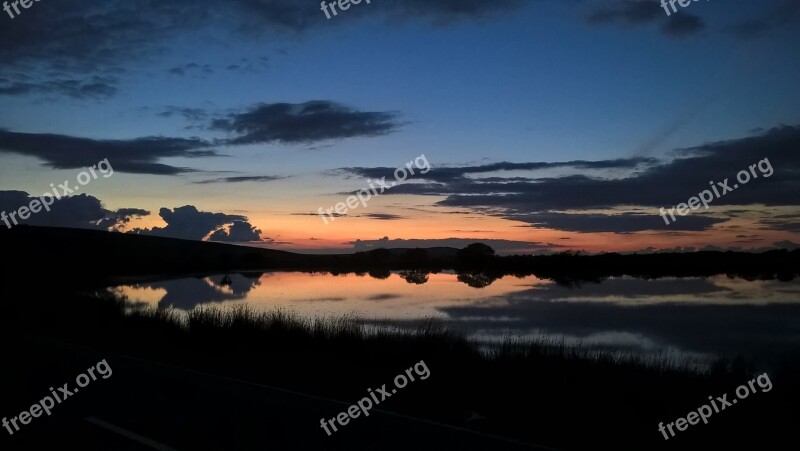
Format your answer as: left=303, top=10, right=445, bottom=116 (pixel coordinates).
left=1, top=290, right=797, bottom=450
left=1, top=334, right=542, bottom=451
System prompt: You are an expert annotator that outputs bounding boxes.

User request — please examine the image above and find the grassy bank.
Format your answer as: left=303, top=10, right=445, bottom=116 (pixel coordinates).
left=2, top=290, right=797, bottom=449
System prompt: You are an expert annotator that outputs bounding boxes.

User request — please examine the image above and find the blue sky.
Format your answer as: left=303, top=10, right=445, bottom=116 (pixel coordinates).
left=1, top=0, right=799, bottom=253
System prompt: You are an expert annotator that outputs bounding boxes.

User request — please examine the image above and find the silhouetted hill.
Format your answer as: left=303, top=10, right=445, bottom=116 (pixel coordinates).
left=1, top=226, right=798, bottom=287
left=0, top=225, right=304, bottom=278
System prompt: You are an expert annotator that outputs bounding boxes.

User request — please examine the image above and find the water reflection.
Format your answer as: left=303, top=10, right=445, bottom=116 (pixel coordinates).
left=399, top=270, right=430, bottom=285
left=440, top=282, right=800, bottom=361
left=115, top=273, right=263, bottom=310
left=112, top=272, right=800, bottom=363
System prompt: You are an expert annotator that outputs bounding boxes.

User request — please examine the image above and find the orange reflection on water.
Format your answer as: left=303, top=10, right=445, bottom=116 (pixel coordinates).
left=117, top=271, right=548, bottom=320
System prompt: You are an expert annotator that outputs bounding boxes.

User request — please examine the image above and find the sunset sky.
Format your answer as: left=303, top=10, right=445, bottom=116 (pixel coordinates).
left=1, top=0, right=799, bottom=254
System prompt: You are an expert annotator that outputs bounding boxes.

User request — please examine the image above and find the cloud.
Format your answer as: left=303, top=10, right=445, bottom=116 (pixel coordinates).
left=116, top=208, right=151, bottom=217
left=0, top=130, right=217, bottom=175
left=726, top=0, right=800, bottom=40
left=0, top=0, right=528, bottom=100
left=0, top=76, right=118, bottom=99
left=293, top=212, right=346, bottom=218
left=236, top=0, right=527, bottom=31
left=381, top=0, right=526, bottom=23
left=0, top=1, right=200, bottom=67
left=167, top=63, right=213, bottom=77
left=158, top=106, right=210, bottom=122
left=514, top=211, right=727, bottom=233
left=359, top=213, right=406, bottom=221
left=337, top=125, right=800, bottom=234
left=444, top=125, right=800, bottom=231
left=194, top=175, right=287, bottom=184
left=0, top=0, right=201, bottom=100
left=208, top=220, right=263, bottom=242
left=337, top=157, right=657, bottom=184
left=586, top=0, right=661, bottom=26
left=586, top=0, right=705, bottom=37
left=210, top=101, right=401, bottom=144
left=0, top=191, right=261, bottom=241
left=225, top=57, right=270, bottom=74
left=97, top=208, right=151, bottom=230
left=0, top=190, right=147, bottom=230
left=661, top=13, right=705, bottom=38
left=759, top=215, right=800, bottom=233
left=1, top=100, right=400, bottom=177
left=131, top=205, right=251, bottom=241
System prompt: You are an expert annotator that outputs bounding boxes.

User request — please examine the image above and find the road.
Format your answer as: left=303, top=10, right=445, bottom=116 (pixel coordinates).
left=0, top=336, right=553, bottom=451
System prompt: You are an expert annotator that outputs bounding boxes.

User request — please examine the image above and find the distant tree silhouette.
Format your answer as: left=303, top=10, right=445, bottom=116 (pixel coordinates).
left=399, top=270, right=429, bottom=285
left=456, top=272, right=498, bottom=288
left=456, top=243, right=496, bottom=268
left=368, top=268, right=391, bottom=280
left=458, top=243, right=496, bottom=258
left=368, top=248, right=392, bottom=265
left=400, top=248, right=430, bottom=267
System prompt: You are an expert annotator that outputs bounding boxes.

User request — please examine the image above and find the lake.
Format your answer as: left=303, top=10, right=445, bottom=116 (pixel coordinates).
left=112, top=271, right=800, bottom=365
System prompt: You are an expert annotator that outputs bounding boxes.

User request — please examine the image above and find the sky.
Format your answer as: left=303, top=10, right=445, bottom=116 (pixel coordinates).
left=0, top=0, right=799, bottom=254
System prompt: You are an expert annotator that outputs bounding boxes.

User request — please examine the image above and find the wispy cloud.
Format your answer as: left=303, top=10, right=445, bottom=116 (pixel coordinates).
left=586, top=0, right=706, bottom=38
left=726, top=0, right=800, bottom=40
left=194, top=175, right=287, bottom=184
left=0, top=76, right=118, bottom=99
left=0, top=130, right=217, bottom=175
left=338, top=125, right=800, bottom=233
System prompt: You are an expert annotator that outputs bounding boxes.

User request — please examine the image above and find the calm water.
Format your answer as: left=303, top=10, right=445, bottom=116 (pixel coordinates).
left=112, top=271, right=800, bottom=364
